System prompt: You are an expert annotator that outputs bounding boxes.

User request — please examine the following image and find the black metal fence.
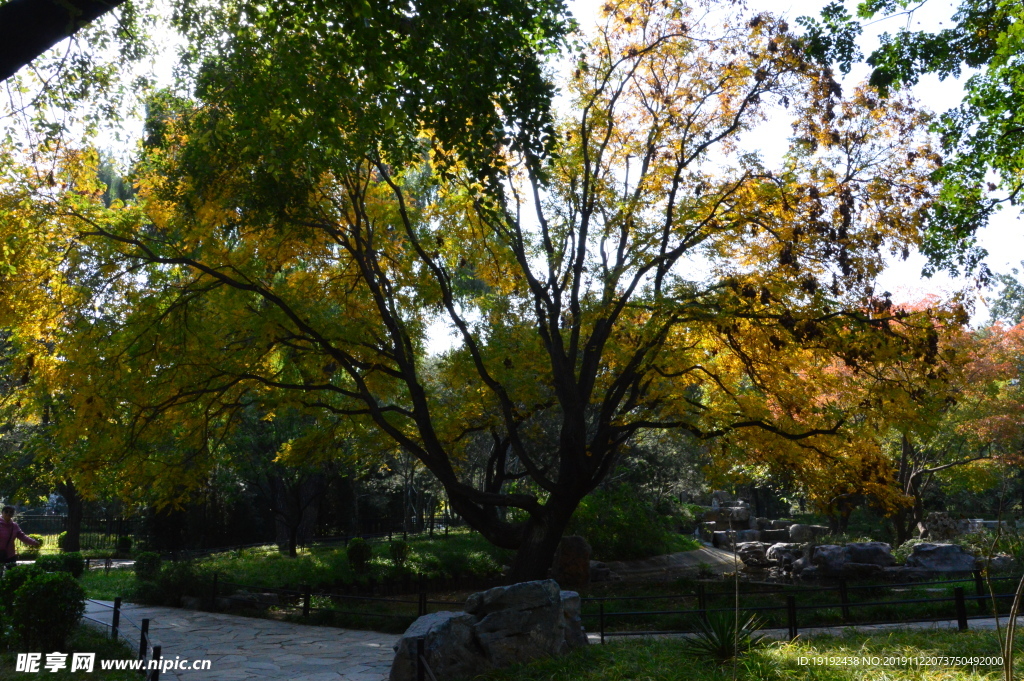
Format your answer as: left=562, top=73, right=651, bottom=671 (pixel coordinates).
left=583, top=573, right=1023, bottom=642
left=82, top=598, right=164, bottom=680
left=207, top=572, right=466, bottom=633
left=16, top=516, right=147, bottom=552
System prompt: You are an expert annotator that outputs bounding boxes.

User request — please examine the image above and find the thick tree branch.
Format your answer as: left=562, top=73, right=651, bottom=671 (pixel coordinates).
left=0, top=0, right=127, bottom=81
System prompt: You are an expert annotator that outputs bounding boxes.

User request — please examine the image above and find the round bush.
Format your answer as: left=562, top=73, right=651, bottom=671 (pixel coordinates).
left=346, top=538, right=373, bottom=573
left=0, top=564, right=44, bottom=610
left=12, top=572, right=85, bottom=650
left=141, top=560, right=212, bottom=607
left=35, top=552, right=85, bottom=578
left=56, top=531, right=68, bottom=550
left=116, top=536, right=133, bottom=555
left=19, top=535, right=43, bottom=558
left=134, top=552, right=162, bottom=581
left=389, top=540, right=411, bottom=570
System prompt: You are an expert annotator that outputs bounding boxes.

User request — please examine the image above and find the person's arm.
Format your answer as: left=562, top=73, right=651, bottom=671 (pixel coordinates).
left=13, top=524, right=39, bottom=547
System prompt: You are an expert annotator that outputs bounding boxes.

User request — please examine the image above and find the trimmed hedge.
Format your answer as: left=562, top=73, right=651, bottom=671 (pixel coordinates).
left=12, top=571, right=86, bottom=650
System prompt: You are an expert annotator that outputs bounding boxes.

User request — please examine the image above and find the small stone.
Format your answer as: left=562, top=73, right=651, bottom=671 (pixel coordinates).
left=551, top=536, right=592, bottom=588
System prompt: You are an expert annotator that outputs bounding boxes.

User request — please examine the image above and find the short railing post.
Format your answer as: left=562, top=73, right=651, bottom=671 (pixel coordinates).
left=954, top=587, right=969, bottom=631
left=111, top=597, right=121, bottom=641
left=839, top=580, right=851, bottom=621
left=599, top=602, right=605, bottom=645
left=85, top=557, right=90, bottom=571
left=973, top=570, right=987, bottom=614
left=150, top=645, right=162, bottom=681
left=786, top=595, right=798, bottom=641
left=302, top=585, right=311, bottom=618
left=138, top=619, right=149, bottom=661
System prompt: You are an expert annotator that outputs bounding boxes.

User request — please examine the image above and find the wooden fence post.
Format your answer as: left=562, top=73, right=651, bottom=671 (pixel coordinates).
left=786, top=595, right=798, bottom=641
left=954, top=587, right=969, bottom=631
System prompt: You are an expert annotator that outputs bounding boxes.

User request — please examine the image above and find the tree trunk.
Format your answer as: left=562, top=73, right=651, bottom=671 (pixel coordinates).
left=506, top=496, right=579, bottom=583
left=56, top=480, right=83, bottom=553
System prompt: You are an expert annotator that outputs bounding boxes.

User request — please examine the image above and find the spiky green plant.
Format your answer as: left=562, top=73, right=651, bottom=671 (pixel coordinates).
left=680, top=612, right=767, bottom=662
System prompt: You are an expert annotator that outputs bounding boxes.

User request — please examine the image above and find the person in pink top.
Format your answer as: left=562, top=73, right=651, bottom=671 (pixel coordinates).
left=0, top=505, right=40, bottom=565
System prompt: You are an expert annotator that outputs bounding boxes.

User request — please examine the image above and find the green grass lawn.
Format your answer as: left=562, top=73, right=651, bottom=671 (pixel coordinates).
left=0, top=627, right=140, bottom=680
left=80, top=568, right=136, bottom=602
left=473, top=629, right=1015, bottom=681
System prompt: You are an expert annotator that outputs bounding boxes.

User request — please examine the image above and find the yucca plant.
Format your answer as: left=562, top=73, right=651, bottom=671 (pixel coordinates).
left=680, top=612, right=768, bottom=662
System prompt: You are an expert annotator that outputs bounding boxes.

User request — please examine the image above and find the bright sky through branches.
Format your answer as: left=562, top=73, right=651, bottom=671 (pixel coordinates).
left=566, top=0, right=1021, bottom=325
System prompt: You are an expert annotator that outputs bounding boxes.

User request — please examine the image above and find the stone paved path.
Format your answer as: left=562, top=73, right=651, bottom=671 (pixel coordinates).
left=85, top=599, right=1024, bottom=680
left=84, top=601, right=397, bottom=681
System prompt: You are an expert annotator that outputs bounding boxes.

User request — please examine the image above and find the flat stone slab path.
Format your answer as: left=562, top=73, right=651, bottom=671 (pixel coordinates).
left=84, top=601, right=397, bottom=681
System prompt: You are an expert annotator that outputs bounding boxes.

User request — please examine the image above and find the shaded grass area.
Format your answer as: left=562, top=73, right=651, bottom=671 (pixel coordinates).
left=473, top=629, right=1014, bottom=681
left=0, top=626, right=139, bottom=680
left=79, top=569, right=137, bottom=602
left=202, top=530, right=513, bottom=589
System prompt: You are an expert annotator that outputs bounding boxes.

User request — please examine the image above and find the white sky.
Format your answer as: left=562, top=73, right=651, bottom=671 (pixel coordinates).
left=565, top=0, right=1021, bottom=326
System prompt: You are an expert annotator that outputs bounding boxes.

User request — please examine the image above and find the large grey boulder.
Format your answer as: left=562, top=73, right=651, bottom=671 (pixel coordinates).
left=812, top=545, right=849, bottom=575
left=904, top=543, right=976, bottom=572
left=734, top=529, right=761, bottom=543
left=390, top=612, right=480, bottom=681
left=760, top=529, right=791, bottom=543
left=390, top=580, right=587, bottom=681
left=846, top=542, right=895, bottom=567
left=765, top=543, right=803, bottom=565
left=789, top=524, right=828, bottom=543
left=736, top=542, right=769, bottom=567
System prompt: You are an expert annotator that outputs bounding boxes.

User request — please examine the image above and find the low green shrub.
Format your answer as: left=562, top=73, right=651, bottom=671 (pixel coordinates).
left=19, top=534, right=43, bottom=558
left=136, top=560, right=213, bottom=607
left=12, top=571, right=86, bottom=650
left=134, top=552, right=162, bottom=581
left=116, top=536, right=133, bottom=555
left=36, top=551, right=86, bottom=578
left=57, top=530, right=68, bottom=550
left=389, top=540, right=411, bottom=571
left=0, top=563, right=44, bottom=610
left=346, top=538, right=373, bottom=573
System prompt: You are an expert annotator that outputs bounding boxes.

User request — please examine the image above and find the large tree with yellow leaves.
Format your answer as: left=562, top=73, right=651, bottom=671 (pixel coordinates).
left=3, top=0, right=956, bottom=578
